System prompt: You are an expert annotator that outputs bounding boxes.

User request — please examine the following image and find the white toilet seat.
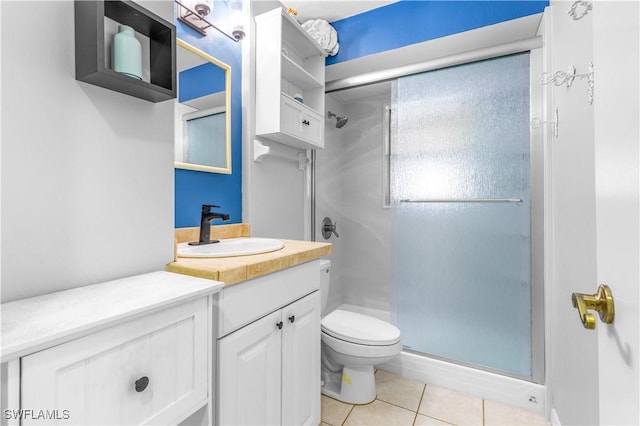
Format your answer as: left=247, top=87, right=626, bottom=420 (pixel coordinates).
left=321, top=330, right=402, bottom=359
left=321, top=309, right=401, bottom=346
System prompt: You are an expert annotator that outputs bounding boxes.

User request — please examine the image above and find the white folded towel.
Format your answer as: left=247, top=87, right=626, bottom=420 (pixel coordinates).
left=301, top=19, right=339, bottom=56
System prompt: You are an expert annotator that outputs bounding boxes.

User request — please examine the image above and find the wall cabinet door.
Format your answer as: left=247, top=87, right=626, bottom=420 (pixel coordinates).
left=279, top=95, right=323, bottom=147
left=280, top=95, right=305, bottom=138
left=217, top=310, right=283, bottom=425
left=282, top=292, right=320, bottom=426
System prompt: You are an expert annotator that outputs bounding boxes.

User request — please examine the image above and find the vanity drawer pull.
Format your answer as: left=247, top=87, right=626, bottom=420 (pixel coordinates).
left=135, top=376, right=149, bottom=392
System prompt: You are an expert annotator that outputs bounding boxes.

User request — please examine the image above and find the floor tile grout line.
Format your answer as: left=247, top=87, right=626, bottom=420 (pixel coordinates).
left=376, top=395, right=424, bottom=414
left=412, top=383, right=427, bottom=425
left=340, top=403, right=355, bottom=426
left=482, top=398, right=486, bottom=426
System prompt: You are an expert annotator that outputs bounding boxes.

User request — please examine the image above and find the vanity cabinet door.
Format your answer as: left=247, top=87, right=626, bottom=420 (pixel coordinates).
left=21, top=298, right=209, bottom=426
left=217, top=310, right=282, bottom=425
left=282, top=292, right=320, bottom=426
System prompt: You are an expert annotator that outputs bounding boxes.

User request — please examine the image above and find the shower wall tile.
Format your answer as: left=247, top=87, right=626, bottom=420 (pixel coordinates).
left=317, top=95, right=346, bottom=313
left=342, top=94, right=392, bottom=312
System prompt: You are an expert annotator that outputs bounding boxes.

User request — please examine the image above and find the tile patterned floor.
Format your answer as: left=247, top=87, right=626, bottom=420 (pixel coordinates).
left=321, top=370, right=550, bottom=426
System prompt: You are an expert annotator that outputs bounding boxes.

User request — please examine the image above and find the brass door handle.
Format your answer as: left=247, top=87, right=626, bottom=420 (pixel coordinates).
left=571, top=284, right=615, bottom=329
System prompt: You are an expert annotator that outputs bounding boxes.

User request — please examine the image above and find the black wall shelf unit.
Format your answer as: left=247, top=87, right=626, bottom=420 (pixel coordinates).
left=75, top=0, right=176, bottom=103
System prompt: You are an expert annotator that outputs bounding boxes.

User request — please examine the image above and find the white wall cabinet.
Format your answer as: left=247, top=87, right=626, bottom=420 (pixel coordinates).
left=255, top=7, right=327, bottom=150
left=216, top=260, right=321, bottom=425
left=0, top=271, right=222, bottom=426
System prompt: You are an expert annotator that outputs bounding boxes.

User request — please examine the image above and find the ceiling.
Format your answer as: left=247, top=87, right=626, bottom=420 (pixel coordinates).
left=282, top=0, right=399, bottom=23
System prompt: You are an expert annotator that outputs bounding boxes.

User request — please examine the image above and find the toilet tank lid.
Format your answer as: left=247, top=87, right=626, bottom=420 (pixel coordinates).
left=319, top=259, right=331, bottom=270
left=321, top=309, right=401, bottom=346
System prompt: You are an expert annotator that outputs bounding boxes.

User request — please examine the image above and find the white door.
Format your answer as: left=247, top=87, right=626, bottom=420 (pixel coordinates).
left=546, top=2, right=598, bottom=423
left=281, top=292, right=321, bottom=426
left=548, top=1, right=639, bottom=424
left=217, top=310, right=283, bottom=425
left=592, top=1, right=639, bottom=424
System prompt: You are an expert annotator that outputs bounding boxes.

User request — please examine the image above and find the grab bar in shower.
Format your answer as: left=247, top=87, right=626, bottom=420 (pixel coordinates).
left=400, top=198, right=523, bottom=204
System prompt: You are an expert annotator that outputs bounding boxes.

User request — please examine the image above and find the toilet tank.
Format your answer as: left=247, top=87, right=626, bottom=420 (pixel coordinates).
left=319, top=259, right=331, bottom=313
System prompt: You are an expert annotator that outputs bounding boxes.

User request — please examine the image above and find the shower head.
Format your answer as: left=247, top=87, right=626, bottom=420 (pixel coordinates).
left=327, top=111, right=348, bottom=129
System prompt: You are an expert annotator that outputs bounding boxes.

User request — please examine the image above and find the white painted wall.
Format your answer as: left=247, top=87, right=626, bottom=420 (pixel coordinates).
left=1, top=1, right=175, bottom=302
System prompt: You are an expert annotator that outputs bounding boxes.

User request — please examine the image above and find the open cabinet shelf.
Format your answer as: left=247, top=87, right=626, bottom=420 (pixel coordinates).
left=74, top=0, right=176, bottom=103
left=255, top=7, right=327, bottom=150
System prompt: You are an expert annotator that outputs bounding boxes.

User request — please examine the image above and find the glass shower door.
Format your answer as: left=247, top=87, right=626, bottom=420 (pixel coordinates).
left=390, top=53, right=532, bottom=378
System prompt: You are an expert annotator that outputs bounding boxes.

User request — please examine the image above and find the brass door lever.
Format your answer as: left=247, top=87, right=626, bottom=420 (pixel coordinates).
left=571, top=284, right=615, bottom=329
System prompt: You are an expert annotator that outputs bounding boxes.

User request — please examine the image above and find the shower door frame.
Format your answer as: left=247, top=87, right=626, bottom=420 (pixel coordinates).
left=317, top=45, right=545, bottom=384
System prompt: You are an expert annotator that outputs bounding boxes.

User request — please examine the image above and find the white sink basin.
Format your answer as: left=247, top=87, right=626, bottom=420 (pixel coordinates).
left=177, top=237, right=285, bottom=258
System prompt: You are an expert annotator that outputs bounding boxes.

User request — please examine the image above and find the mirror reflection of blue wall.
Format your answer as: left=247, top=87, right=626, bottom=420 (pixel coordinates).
left=179, top=63, right=226, bottom=102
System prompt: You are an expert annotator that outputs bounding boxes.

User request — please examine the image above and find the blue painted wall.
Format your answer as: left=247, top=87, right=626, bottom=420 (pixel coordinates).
left=174, top=0, right=548, bottom=228
left=175, top=0, right=243, bottom=227
left=327, top=1, right=548, bottom=65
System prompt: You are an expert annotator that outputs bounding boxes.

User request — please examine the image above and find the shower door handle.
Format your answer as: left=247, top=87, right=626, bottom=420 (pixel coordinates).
left=571, top=284, right=615, bottom=330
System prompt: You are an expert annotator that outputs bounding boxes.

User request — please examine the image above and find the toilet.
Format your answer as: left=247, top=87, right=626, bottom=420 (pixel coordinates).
left=319, top=260, right=402, bottom=404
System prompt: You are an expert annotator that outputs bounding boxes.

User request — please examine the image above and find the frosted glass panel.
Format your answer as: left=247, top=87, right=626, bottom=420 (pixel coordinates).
left=185, top=112, right=227, bottom=168
left=391, top=54, right=531, bottom=377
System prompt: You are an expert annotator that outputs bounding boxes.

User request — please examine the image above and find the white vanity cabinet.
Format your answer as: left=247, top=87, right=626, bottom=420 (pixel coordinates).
left=1, top=271, right=223, bottom=426
left=255, top=7, right=327, bottom=150
left=216, top=260, right=321, bottom=425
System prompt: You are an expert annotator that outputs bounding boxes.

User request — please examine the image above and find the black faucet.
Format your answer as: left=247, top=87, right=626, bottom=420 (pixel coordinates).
left=188, top=204, right=230, bottom=246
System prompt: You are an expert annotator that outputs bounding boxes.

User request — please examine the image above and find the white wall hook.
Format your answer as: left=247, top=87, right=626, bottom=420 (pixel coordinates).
left=540, top=62, right=594, bottom=104
left=530, top=107, right=559, bottom=138
left=567, top=1, right=592, bottom=20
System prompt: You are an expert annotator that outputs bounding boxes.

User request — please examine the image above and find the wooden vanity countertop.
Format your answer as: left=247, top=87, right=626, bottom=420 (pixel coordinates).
left=167, top=224, right=332, bottom=286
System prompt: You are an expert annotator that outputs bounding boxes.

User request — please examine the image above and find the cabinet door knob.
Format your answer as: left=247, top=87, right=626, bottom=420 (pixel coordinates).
left=289, top=315, right=295, bottom=323
left=134, top=376, right=149, bottom=392
left=302, top=119, right=310, bottom=126
left=276, top=321, right=283, bottom=330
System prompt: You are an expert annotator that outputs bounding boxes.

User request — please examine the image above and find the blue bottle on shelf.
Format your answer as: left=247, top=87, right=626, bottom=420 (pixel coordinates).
left=113, top=25, right=142, bottom=80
